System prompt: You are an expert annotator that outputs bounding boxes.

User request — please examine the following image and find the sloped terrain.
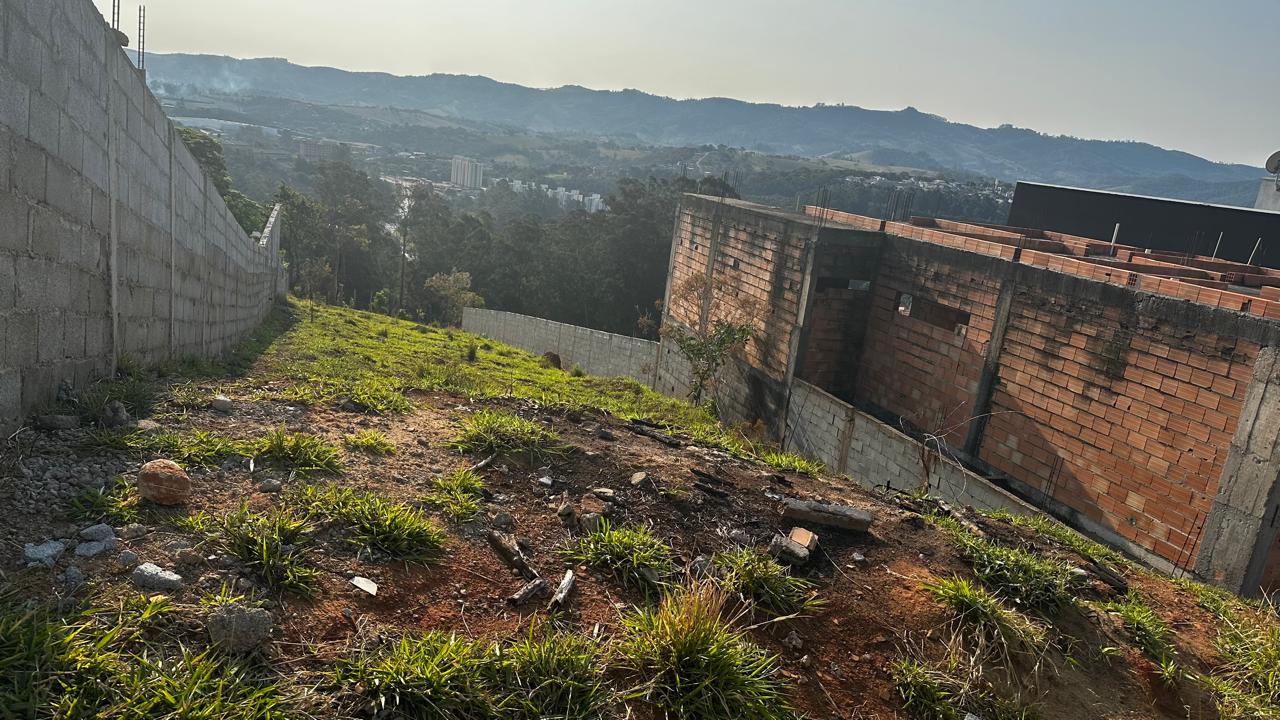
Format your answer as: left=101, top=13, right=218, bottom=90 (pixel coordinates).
left=3, top=301, right=1279, bottom=719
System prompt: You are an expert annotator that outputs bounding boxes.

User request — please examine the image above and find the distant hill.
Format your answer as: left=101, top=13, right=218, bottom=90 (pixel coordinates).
left=143, top=53, right=1264, bottom=200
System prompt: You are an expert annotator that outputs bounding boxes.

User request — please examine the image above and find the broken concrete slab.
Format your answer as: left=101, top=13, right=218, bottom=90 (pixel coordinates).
left=781, top=499, right=873, bottom=532
left=768, top=534, right=810, bottom=566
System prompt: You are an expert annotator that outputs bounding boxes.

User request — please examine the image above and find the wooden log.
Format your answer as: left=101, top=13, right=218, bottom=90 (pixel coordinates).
left=486, top=530, right=538, bottom=580
left=508, top=577, right=549, bottom=605
left=547, top=569, right=576, bottom=610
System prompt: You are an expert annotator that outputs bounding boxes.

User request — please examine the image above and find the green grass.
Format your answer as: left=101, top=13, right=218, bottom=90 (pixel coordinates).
left=343, top=429, right=396, bottom=455
left=250, top=301, right=754, bottom=459
left=0, top=591, right=297, bottom=719
left=562, top=520, right=674, bottom=591
left=713, top=548, right=822, bottom=618
left=337, top=629, right=607, bottom=720
left=925, top=577, right=1047, bottom=654
left=448, top=409, right=570, bottom=464
left=1181, top=590, right=1280, bottom=718
left=216, top=505, right=321, bottom=595
left=1099, top=590, right=1179, bottom=673
left=424, top=468, right=487, bottom=523
left=497, top=630, right=608, bottom=720
left=892, top=655, right=1037, bottom=720
left=69, top=476, right=142, bottom=525
left=618, top=583, right=798, bottom=720
left=251, top=428, right=344, bottom=474
left=944, top=529, right=1081, bottom=612
left=72, top=376, right=159, bottom=422
left=292, top=484, right=446, bottom=562
left=337, top=632, right=497, bottom=718
left=983, top=509, right=1125, bottom=569
left=756, top=450, right=823, bottom=477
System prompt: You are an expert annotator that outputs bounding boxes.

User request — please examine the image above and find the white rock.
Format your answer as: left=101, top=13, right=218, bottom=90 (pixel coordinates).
left=351, top=576, right=378, bottom=596
left=210, top=395, right=233, bottom=413
left=132, top=563, right=183, bottom=591
left=119, top=523, right=148, bottom=539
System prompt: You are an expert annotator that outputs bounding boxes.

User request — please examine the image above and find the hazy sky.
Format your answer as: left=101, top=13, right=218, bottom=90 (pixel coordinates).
left=92, top=0, right=1277, bottom=166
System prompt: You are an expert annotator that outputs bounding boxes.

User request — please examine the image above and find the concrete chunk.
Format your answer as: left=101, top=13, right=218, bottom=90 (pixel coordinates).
left=781, top=499, right=874, bottom=533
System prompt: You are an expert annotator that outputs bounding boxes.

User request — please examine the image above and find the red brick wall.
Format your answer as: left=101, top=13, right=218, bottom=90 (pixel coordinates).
left=667, top=197, right=813, bottom=381
left=979, top=290, right=1256, bottom=565
left=854, top=247, right=1003, bottom=448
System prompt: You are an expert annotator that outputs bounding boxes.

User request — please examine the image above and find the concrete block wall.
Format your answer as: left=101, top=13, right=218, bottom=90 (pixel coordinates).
left=462, top=308, right=660, bottom=386
left=784, top=379, right=1037, bottom=516
left=0, top=0, right=283, bottom=429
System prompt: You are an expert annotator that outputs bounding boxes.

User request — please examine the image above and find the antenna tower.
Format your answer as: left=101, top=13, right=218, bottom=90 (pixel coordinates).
left=137, top=6, right=146, bottom=71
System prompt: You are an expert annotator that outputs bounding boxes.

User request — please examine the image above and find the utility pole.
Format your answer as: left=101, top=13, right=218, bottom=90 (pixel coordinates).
left=398, top=222, right=407, bottom=316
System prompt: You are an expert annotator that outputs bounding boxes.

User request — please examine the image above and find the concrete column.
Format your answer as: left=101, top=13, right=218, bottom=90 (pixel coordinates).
left=1195, top=346, right=1280, bottom=595
left=963, top=275, right=1016, bottom=456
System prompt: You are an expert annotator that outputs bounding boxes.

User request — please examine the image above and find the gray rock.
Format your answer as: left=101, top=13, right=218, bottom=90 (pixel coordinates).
left=131, top=563, right=183, bottom=591
left=781, top=499, right=874, bottom=533
left=578, top=512, right=603, bottom=534
left=23, top=540, right=66, bottom=567
left=206, top=604, right=272, bottom=653
left=75, top=538, right=117, bottom=558
left=629, top=471, right=648, bottom=486
left=63, top=566, right=86, bottom=587
left=491, top=512, right=514, bottom=530
left=783, top=631, right=804, bottom=650
left=80, top=523, right=116, bottom=541
left=210, top=395, right=233, bottom=413
left=101, top=400, right=131, bottom=428
left=116, top=550, right=139, bottom=568
left=119, top=523, right=148, bottom=539
left=590, top=487, right=616, bottom=500
left=35, top=415, right=79, bottom=431
left=768, top=534, right=810, bottom=566
left=135, top=419, right=162, bottom=433
left=257, top=479, right=282, bottom=493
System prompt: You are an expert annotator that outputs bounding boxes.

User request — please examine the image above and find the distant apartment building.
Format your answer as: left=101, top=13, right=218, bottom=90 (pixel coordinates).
left=451, top=156, right=485, bottom=189
left=298, top=139, right=349, bottom=164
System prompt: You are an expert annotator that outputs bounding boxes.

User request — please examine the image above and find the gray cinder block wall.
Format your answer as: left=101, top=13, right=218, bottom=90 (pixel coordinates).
left=0, top=0, right=285, bottom=430
left=461, top=307, right=1037, bottom=518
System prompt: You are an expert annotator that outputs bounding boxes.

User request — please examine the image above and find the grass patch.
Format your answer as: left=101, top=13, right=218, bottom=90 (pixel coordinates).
left=713, top=547, right=822, bottom=618
left=983, top=509, right=1125, bottom=569
left=1184, top=591, right=1280, bottom=718
left=756, top=450, right=823, bottom=477
left=337, top=629, right=607, bottom=720
left=251, top=429, right=344, bottom=474
left=343, top=429, right=396, bottom=455
left=217, top=505, right=321, bottom=595
left=0, top=592, right=297, bottom=719
left=73, top=376, right=159, bottom=422
left=345, top=378, right=413, bottom=414
left=945, top=529, right=1081, bottom=612
left=69, top=476, right=141, bottom=524
left=618, top=583, right=797, bottom=720
left=925, top=576, right=1048, bottom=654
left=892, top=655, right=1037, bottom=720
left=253, top=301, right=753, bottom=462
left=498, top=629, right=608, bottom=720
left=338, top=632, right=497, bottom=718
left=293, top=484, right=445, bottom=562
left=424, top=468, right=486, bottom=523
left=1100, top=590, right=1179, bottom=674
left=449, top=409, right=570, bottom=464
left=562, top=520, right=674, bottom=591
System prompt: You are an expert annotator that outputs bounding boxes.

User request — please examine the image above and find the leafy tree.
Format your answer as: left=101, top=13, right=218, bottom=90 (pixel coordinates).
left=421, top=271, right=484, bottom=325
left=177, top=127, right=268, bottom=235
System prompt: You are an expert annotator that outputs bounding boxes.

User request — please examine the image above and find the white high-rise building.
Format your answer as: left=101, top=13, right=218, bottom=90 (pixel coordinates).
left=451, top=156, right=484, bottom=189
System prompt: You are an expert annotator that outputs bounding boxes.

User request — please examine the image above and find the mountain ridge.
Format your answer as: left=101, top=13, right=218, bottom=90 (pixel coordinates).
left=144, top=53, right=1264, bottom=194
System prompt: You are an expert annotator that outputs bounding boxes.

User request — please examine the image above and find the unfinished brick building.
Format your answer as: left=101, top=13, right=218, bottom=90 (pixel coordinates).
left=660, top=195, right=1280, bottom=595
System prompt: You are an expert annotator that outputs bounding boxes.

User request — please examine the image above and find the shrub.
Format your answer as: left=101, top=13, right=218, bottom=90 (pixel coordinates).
left=293, top=484, right=445, bottom=562
left=449, top=409, right=569, bottom=464
left=618, top=584, right=796, bottom=720
left=424, top=468, right=486, bottom=523
left=561, top=520, right=673, bottom=591
left=713, top=548, right=821, bottom=617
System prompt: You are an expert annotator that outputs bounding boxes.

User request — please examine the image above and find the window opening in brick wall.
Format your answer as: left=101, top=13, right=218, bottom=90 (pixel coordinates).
left=896, top=292, right=970, bottom=337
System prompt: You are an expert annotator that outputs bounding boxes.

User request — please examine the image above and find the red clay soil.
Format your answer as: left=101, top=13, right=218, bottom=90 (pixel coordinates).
left=2, top=387, right=1237, bottom=719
